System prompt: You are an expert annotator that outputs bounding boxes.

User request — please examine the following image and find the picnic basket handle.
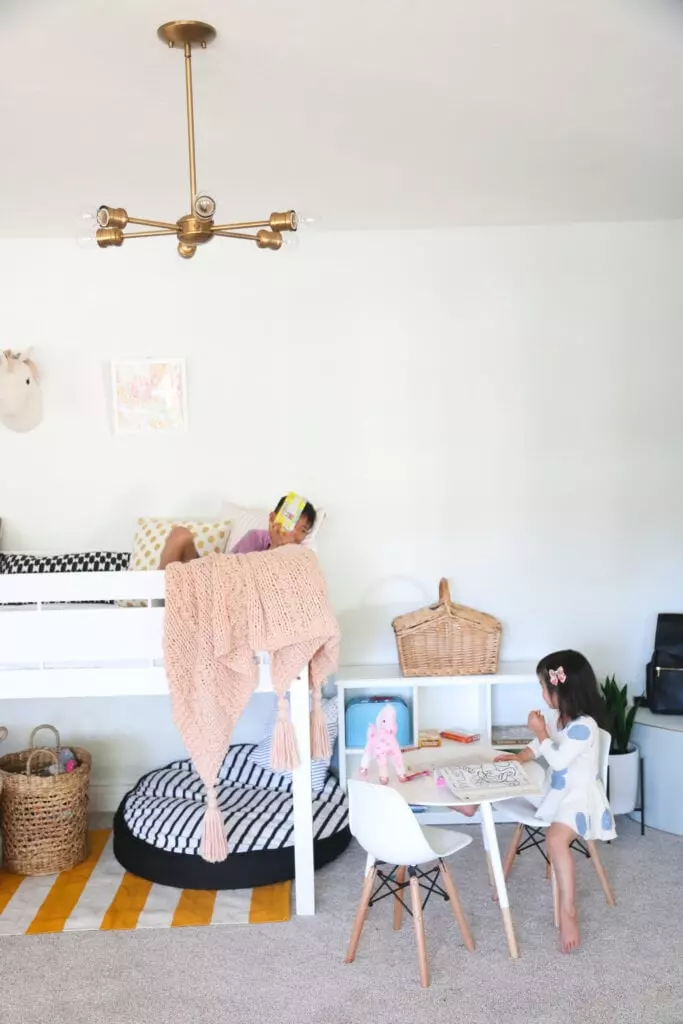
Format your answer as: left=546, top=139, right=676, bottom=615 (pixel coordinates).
left=29, top=724, right=61, bottom=750
left=26, top=748, right=59, bottom=777
left=438, top=578, right=453, bottom=615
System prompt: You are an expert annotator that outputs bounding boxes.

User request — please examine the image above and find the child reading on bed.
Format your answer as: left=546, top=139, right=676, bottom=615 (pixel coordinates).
left=159, top=496, right=317, bottom=568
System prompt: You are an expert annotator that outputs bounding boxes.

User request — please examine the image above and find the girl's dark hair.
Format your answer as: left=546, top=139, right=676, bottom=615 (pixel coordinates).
left=274, top=496, right=317, bottom=529
left=536, top=649, right=607, bottom=729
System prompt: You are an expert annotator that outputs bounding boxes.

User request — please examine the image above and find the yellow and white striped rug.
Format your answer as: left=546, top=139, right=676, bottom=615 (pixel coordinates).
left=0, top=830, right=291, bottom=934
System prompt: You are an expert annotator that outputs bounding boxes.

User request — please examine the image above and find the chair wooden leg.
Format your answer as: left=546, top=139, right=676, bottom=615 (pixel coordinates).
left=344, top=864, right=376, bottom=963
left=409, top=873, right=430, bottom=988
left=503, top=824, right=523, bottom=879
left=439, top=859, right=475, bottom=952
left=393, top=866, right=406, bottom=930
left=587, top=840, right=615, bottom=906
left=550, top=865, right=560, bottom=929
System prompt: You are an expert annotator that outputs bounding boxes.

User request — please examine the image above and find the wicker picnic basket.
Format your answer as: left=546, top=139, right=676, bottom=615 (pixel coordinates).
left=0, top=725, right=91, bottom=876
left=392, top=579, right=501, bottom=676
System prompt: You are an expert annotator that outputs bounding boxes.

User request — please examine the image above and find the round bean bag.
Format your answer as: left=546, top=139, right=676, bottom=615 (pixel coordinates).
left=113, top=744, right=351, bottom=890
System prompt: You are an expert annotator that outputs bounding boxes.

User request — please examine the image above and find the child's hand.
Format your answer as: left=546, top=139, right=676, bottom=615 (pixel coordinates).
left=494, top=753, right=519, bottom=763
left=527, top=710, right=548, bottom=741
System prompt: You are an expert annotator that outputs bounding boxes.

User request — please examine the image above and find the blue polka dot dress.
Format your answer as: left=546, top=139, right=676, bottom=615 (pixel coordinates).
left=526, top=715, right=617, bottom=841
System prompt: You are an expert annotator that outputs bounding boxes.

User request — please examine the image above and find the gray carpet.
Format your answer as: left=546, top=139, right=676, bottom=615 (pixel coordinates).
left=1, top=817, right=681, bottom=1024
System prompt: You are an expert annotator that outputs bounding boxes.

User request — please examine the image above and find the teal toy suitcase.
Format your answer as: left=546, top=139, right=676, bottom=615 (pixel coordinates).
left=345, top=696, right=412, bottom=749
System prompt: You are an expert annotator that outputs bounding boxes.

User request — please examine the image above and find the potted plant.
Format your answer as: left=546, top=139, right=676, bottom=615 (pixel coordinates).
left=601, top=675, right=639, bottom=814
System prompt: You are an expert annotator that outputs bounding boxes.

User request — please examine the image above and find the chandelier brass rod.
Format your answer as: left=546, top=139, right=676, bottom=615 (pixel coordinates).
left=128, top=216, right=178, bottom=230
left=213, top=230, right=259, bottom=241
left=184, top=42, right=198, bottom=209
left=122, top=229, right=178, bottom=239
left=212, top=220, right=270, bottom=231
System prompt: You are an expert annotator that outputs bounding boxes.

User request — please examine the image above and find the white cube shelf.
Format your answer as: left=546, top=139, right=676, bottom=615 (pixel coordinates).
left=335, top=662, right=540, bottom=824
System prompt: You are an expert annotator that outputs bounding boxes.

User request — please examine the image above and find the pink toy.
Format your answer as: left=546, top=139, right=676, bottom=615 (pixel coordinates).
left=358, top=704, right=406, bottom=784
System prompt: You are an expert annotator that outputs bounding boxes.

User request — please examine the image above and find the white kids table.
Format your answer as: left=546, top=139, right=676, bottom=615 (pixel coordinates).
left=358, top=744, right=542, bottom=959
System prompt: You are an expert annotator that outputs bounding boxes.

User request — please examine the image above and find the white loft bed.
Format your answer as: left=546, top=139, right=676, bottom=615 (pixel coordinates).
left=0, top=568, right=317, bottom=916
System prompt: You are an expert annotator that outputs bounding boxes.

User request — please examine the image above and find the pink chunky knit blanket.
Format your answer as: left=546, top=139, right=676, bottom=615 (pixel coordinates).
left=163, top=545, right=340, bottom=862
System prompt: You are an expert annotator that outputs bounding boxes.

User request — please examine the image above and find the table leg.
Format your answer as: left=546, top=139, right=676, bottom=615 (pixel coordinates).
left=480, top=820, right=494, bottom=887
left=480, top=801, right=519, bottom=959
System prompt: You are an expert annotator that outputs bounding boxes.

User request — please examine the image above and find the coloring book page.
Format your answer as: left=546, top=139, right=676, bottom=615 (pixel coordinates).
left=440, top=761, right=538, bottom=802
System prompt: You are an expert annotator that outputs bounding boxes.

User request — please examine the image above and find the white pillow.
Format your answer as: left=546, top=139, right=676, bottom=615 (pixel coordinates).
left=222, top=500, right=326, bottom=552
left=247, top=696, right=338, bottom=795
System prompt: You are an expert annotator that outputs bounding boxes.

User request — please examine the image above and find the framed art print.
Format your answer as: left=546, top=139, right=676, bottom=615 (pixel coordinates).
left=111, top=359, right=187, bottom=434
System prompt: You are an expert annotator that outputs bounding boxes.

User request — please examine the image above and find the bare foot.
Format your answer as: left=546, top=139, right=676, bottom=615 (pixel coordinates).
left=450, top=804, right=477, bottom=817
left=559, top=905, right=580, bottom=953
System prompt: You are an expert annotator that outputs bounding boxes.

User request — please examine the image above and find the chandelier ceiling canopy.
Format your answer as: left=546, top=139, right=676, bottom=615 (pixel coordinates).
left=82, top=20, right=298, bottom=260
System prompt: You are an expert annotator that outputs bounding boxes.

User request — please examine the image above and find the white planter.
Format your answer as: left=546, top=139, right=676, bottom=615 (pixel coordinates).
left=608, top=742, right=639, bottom=815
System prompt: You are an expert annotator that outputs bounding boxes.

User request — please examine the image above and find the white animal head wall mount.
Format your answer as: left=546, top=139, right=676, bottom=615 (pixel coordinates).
left=0, top=349, right=43, bottom=433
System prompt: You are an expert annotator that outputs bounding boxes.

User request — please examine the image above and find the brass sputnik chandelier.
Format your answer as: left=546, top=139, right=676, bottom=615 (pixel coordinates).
left=89, top=20, right=298, bottom=259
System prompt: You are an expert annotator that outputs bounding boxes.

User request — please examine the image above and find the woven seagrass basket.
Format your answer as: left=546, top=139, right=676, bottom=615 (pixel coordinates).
left=392, top=579, right=501, bottom=677
left=0, top=725, right=91, bottom=876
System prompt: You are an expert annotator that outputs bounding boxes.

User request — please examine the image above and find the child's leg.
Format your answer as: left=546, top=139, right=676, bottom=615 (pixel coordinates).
left=546, top=823, right=579, bottom=953
left=160, top=526, right=199, bottom=568
left=448, top=803, right=478, bottom=817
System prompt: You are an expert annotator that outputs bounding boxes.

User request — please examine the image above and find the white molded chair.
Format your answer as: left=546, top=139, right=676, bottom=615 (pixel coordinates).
left=495, top=728, right=615, bottom=921
left=345, top=779, right=474, bottom=988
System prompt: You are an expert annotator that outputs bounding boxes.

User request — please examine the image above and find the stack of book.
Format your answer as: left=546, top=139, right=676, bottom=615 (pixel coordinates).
left=439, top=728, right=481, bottom=744
left=417, top=730, right=441, bottom=748
left=491, top=725, right=534, bottom=747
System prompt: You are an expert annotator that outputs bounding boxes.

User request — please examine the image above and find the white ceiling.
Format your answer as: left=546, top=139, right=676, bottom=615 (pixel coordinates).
left=2, top=0, right=683, bottom=234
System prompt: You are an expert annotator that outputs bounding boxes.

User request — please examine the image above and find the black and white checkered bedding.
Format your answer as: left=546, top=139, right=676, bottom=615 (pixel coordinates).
left=0, top=552, right=130, bottom=574
left=0, top=552, right=131, bottom=606
left=123, top=744, right=349, bottom=856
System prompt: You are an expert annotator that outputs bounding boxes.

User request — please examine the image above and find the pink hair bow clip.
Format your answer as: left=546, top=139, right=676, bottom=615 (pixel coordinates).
left=548, top=666, right=566, bottom=686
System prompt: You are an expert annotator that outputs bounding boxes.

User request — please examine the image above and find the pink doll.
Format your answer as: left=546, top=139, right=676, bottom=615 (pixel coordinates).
left=359, top=704, right=407, bottom=784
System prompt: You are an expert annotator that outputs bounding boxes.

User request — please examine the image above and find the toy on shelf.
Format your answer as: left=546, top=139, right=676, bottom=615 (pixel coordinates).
left=359, top=704, right=407, bottom=785
left=418, top=729, right=441, bottom=748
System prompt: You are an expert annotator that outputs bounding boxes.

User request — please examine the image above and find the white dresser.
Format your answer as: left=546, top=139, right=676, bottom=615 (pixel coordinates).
left=631, top=708, right=683, bottom=836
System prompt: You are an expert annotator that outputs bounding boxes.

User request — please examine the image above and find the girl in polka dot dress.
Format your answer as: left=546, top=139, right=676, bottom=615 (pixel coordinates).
left=495, top=649, right=616, bottom=953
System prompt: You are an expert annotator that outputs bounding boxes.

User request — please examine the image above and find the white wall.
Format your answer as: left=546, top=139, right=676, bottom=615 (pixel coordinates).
left=1, top=223, right=682, bottom=803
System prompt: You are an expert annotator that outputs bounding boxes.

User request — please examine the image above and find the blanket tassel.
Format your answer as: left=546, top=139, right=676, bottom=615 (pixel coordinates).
left=200, top=787, right=228, bottom=863
left=310, top=689, right=330, bottom=760
left=271, top=696, right=299, bottom=772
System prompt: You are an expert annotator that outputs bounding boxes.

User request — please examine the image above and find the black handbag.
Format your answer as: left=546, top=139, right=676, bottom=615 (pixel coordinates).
left=645, top=613, right=683, bottom=714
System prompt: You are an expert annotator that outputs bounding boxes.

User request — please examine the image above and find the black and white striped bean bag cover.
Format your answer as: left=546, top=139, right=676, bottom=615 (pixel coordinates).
left=113, top=744, right=351, bottom=890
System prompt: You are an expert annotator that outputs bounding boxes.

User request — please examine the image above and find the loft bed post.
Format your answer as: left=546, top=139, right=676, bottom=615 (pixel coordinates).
left=290, top=669, right=315, bottom=915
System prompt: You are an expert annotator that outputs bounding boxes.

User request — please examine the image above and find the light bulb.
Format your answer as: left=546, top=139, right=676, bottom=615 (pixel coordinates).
left=297, top=213, right=321, bottom=231
left=76, top=209, right=99, bottom=250
left=283, top=231, right=300, bottom=252
left=194, top=192, right=216, bottom=220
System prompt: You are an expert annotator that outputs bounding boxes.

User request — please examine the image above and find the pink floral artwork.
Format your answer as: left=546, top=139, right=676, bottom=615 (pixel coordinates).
left=111, top=359, right=187, bottom=434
